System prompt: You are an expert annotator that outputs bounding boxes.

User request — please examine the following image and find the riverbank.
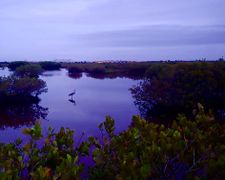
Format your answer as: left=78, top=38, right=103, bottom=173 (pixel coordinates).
left=1, top=60, right=224, bottom=79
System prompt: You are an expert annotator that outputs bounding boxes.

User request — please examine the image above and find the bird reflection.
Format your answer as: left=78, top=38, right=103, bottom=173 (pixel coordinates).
left=68, top=99, right=76, bottom=106
left=68, top=89, right=76, bottom=106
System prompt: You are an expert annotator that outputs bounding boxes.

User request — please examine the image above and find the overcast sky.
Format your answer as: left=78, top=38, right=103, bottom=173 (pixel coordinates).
left=0, top=0, right=225, bottom=61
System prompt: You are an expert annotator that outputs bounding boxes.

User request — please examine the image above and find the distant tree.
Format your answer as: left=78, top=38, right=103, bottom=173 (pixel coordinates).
left=39, top=61, right=61, bottom=70
left=87, top=66, right=106, bottom=74
left=14, top=64, right=43, bottom=78
left=8, top=61, right=30, bottom=71
left=0, top=76, right=47, bottom=98
left=218, top=56, right=224, bottom=61
left=0, top=62, right=8, bottom=68
left=68, top=65, right=84, bottom=74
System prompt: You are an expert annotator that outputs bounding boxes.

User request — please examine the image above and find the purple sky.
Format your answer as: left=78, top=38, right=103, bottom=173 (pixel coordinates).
left=0, top=0, right=225, bottom=61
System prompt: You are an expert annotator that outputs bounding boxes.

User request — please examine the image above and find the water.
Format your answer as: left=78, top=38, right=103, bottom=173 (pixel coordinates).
left=0, top=67, right=11, bottom=77
left=0, top=68, right=139, bottom=142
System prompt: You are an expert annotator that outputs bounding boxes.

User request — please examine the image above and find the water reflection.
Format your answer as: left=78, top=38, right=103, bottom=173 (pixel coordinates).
left=86, top=73, right=111, bottom=80
left=68, top=90, right=77, bottom=105
left=0, top=68, right=139, bottom=142
left=0, top=103, right=48, bottom=129
left=0, top=67, right=11, bottom=77
left=42, top=71, right=62, bottom=77
left=86, top=73, right=143, bottom=80
left=68, top=99, right=77, bottom=106
left=39, top=69, right=139, bottom=138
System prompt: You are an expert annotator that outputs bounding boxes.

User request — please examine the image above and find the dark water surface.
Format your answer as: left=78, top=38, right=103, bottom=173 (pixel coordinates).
left=0, top=68, right=139, bottom=142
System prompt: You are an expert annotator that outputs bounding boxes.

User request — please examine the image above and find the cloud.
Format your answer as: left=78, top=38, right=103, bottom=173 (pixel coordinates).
left=0, top=0, right=225, bottom=60
left=0, top=0, right=106, bottom=23
left=74, top=25, right=225, bottom=47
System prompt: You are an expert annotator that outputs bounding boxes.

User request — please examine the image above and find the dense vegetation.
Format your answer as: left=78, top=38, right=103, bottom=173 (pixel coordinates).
left=131, top=61, right=225, bottom=121
left=65, top=62, right=150, bottom=79
left=7, top=61, right=61, bottom=73
left=0, top=105, right=224, bottom=179
left=0, top=63, right=47, bottom=102
left=0, top=76, right=46, bottom=101
left=38, top=61, right=61, bottom=71
left=8, top=61, right=30, bottom=71
left=14, top=64, right=43, bottom=78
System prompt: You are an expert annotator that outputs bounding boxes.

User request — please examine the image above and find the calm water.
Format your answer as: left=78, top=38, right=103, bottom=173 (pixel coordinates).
left=0, top=68, right=139, bottom=142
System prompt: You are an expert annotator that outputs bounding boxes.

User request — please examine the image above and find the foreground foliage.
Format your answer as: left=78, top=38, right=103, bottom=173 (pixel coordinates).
left=0, top=105, right=224, bottom=179
left=0, top=122, right=88, bottom=179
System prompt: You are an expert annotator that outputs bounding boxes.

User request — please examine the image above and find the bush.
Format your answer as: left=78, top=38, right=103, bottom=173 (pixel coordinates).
left=0, top=62, right=8, bottom=68
left=131, top=61, right=225, bottom=120
left=64, top=62, right=151, bottom=79
left=0, top=76, right=47, bottom=98
left=86, top=67, right=106, bottom=74
left=0, top=121, right=88, bottom=179
left=68, top=65, right=84, bottom=74
left=14, top=64, right=43, bottom=78
left=39, top=61, right=61, bottom=71
left=8, top=61, right=30, bottom=71
left=89, top=106, right=225, bottom=179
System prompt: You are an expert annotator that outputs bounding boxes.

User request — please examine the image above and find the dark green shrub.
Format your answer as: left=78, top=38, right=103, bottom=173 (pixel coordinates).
left=87, top=67, right=106, bottom=74
left=0, top=76, right=47, bottom=98
left=39, top=61, right=61, bottom=71
left=8, top=61, right=30, bottom=71
left=89, top=105, right=225, bottom=179
left=131, top=61, right=225, bottom=120
left=0, top=121, right=88, bottom=179
left=68, top=65, right=84, bottom=74
left=14, top=64, right=43, bottom=78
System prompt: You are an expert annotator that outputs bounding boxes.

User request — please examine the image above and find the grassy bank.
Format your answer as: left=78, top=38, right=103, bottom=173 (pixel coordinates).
left=2, top=60, right=224, bottom=79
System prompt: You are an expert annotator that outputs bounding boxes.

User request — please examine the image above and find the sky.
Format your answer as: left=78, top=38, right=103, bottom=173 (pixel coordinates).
left=0, top=0, right=225, bottom=61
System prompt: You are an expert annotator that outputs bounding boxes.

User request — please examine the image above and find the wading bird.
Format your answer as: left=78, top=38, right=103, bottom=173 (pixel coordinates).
left=68, top=90, right=76, bottom=99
